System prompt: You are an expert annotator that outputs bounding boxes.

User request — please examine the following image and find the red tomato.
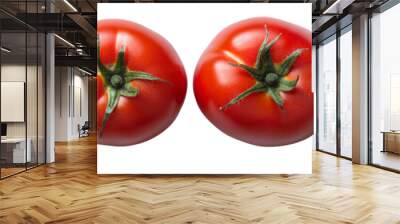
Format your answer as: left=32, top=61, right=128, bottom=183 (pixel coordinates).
left=193, top=17, right=313, bottom=146
left=98, top=19, right=187, bottom=146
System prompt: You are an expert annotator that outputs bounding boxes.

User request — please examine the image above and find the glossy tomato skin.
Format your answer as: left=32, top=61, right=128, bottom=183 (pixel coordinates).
left=194, top=17, right=313, bottom=146
left=98, top=20, right=187, bottom=146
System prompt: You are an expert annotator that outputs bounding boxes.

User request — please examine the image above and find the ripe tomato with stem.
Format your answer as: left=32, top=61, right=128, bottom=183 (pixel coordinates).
left=194, top=17, right=313, bottom=146
left=98, top=19, right=187, bottom=146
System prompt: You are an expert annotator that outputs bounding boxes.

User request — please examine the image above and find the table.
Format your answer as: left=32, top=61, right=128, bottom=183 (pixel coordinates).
left=381, top=131, right=400, bottom=154
left=1, top=138, right=31, bottom=163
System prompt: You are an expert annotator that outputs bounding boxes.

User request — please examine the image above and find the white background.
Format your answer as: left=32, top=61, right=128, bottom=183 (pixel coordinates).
left=98, top=3, right=312, bottom=174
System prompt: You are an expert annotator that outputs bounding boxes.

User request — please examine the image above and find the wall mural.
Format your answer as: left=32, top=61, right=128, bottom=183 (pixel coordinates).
left=97, top=3, right=313, bottom=174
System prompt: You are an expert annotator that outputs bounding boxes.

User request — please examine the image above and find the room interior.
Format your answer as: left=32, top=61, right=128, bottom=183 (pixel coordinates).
left=0, top=0, right=400, bottom=223
left=314, top=0, right=400, bottom=172
left=0, top=0, right=96, bottom=179
left=0, top=30, right=46, bottom=178
left=370, top=4, right=400, bottom=170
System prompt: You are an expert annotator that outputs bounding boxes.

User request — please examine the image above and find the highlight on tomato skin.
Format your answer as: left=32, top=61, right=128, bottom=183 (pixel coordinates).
left=97, top=19, right=187, bottom=146
left=193, top=17, right=313, bottom=147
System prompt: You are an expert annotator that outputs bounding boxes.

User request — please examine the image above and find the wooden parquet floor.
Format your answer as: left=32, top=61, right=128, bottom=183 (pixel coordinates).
left=1, top=135, right=400, bottom=224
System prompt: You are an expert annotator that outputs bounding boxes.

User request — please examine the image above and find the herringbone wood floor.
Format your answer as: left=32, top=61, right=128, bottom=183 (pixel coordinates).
left=1, top=135, right=400, bottom=224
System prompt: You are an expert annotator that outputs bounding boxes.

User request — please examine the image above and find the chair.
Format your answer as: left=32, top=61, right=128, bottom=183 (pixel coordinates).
left=78, top=121, right=90, bottom=138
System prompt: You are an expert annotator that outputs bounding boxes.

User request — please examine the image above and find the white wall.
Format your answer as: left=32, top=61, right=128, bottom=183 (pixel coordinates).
left=72, top=73, right=89, bottom=137
left=54, top=67, right=89, bottom=141
left=55, top=66, right=69, bottom=141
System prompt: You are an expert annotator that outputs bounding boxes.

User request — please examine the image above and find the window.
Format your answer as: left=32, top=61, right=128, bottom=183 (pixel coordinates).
left=317, top=35, right=337, bottom=154
left=0, top=1, right=46, bottom=179
left=339, top=27, right=352, bottom=158
left=316, top=25, right=353, bottom=159
left=370, top=3, right=400, bottom=171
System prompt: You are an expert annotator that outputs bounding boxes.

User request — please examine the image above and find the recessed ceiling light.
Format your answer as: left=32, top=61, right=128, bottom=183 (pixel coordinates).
left=54, top=34, right=75, bottom=48
left=1, top=47, right=11, bottom=53
left=323, top=0, right=354, bottom=15
left=63, top=0, right=78, bottom=12
left=78, top=67, right=93, bottom=76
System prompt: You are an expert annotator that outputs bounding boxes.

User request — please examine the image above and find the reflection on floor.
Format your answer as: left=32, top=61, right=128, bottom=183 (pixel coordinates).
left=0, top=163, right=41, bottom=178
left=373, top=150, right=400, bottom=170
left=0, top=135, right=400, bottom=223
left=0, top=167, right=25, bottom=177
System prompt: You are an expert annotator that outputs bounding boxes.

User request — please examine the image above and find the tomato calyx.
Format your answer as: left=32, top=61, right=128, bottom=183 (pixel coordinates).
left=264, top=73, right=280, bottom=86
left=98, top=46, right=167, bottom=136
left=110, top=75, right=124, bottom=88
left=220, top=26, right=305, bottom=111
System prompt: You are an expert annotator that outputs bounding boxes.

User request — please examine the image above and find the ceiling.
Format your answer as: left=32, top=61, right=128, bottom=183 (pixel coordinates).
left=0, top=0, right=392, bottom=73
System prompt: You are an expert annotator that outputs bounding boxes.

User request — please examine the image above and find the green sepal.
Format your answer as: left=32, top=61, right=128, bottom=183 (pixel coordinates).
left=120, top=83, right=139, bottom=97
left=100, top=87, right=120, bottom=136
left=255, top=27, right=281, bottom=74
left=267, top=88, right=283, bottom=108
left=277, top=49, right=305, bottom=76
left=125, top=71, right=166, bottom=83
left=228, top=62, right=263, bottom=82
left=97, top=43, right=112, bottom=83
left=278, top=76, right=299, bottom=92
left=220, top=82, right=266, bottom=111
left=254, top=25, right=269, bottom=69
left=114, top=46, right=127, bottom=74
